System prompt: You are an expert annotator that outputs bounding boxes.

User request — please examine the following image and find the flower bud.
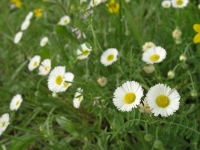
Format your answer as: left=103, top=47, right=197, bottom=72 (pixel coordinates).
left=190, top=90, right=198, bottom=98
left=143, top=65, right=155, bottom=74
left=172, top=28, right=182, bottom=39
left=97, top=77, right=107, bottom=87
left=144, top=133, right=153, bottom=142
left=179, top=54, right=187, bottom=62
left=154, top=140, right=163, bottom=149
left=167, top=70, right=175, bottom=79
left=175, top=38, right=182, bottom=44
left=52, top=92, right=58, bottom=98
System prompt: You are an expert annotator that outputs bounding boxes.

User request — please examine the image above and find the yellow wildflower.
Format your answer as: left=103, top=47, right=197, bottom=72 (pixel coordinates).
left=10, top=0, right=22, bottom=8
left=106, top=0, right=120, bottom=14
left=34, top=9, right=42, bottom=18
left=193, top=24, right=200, bottom=43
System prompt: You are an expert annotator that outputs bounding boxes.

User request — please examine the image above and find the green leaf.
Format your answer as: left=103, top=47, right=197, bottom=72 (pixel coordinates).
left=9, top=134, right=38, bottom=150
left=56, top=116, right=77, bottom=136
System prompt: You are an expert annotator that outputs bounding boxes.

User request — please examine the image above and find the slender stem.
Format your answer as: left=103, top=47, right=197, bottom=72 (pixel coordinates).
left=156, top=125, right=159, bottom=140
left=187, top=71, right=195, bottom=90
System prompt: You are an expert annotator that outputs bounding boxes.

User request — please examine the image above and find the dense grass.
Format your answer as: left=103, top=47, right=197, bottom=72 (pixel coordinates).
left=0, top=0, right=199, bottom=149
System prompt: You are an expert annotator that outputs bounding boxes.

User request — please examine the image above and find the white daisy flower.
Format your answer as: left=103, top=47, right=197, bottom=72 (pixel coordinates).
left=59, top=15, right=70, bottom=26
left=28, top=55, right=41, bottom=71
left=60, top=72, right=74, bottom=92
left=142, top=46, right=167, bottom=64
left=14, top=31, right=23, bottom=44
left=38, top=59, right=51, bottom=76
left=73, top=88, right=83, bottom=108
left=0, top=113, right=10, bottom=136
left=142, top=42, right=156, bottom=51
left=89, top=0, right=101, bottom=7
left=21, top=19, right=30, bottom=31
left=100, top=48, right=118, bottom=66
left=77, top=43, right=92, bottom=60
left=10, top=94, right=23, bottom=111
left=48, top=66, right=74, bottom=93
left=161, top=0, right=171, bottom=8
left=171, top=0, right=189, bottom=8
left=146, top=84, right=180, bottom=117
left=25, top=12, right=33, bottom=21
left=113, top=81, right=144, bottom=112
left=40, top=37, right=48, bottom=47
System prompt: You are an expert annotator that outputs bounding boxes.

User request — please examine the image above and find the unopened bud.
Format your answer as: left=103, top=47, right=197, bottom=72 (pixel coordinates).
left=191, top=90, right=198, bottom=98
left=143, top=65, right=155, bottom=74
left=167, top=70, right=175, bottom=79
left=172, top=28, right=182, bottom=39
left=52, top=92, right=58, bottom=98
left=144, top=134, right=153, bottom=142
left=97, top=77, right=107, bottom=87
left=179, top=54, right=187, bottom=62
left=154, top=140, right=163, bottom=149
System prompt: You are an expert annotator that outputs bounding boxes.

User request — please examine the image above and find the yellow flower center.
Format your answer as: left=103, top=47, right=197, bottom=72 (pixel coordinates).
left=55, top=75, right=63, bottom=85
left=15, top=100, right=20, bottom=106
left=1, top=121, right=5, bottom=127
left=107, top=54, right=114, bottom=61
left=124, top=93, right=136, bottom=104
left=64, top=19, right=68, bottom=24
left=63, top=82, right=69, bottom=87
left=150, top=54, right=160, bottom=62
left=44, top=66, right=49, bottom=71
left=83, top=50, right=89, bottom=56
left=33, top=61, right=38, bottom=67
left=165, top=4, right=169, bottom=7
left=156, top=95, right=170, bottom=108
left=176, top=0, right=183, bottom=5
left=78, top=96, right=82, bottom=102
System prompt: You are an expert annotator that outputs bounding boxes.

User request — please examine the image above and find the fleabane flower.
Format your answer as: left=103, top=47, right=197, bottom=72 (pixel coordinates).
left=38, top=59, right=51, bottom=75
left=0, top=113, right=10, bottom=136
left=28, top=55, right=41, bottom=71
left=89, top=0, right=101, bottom=7
left=113, top=81, right=144, bottom=112
left=10, top=94, right=23, bottom=111
left=59, top=15, right=70, bottom=26
left=142, top=46, right=167, bottom=64
left=77, top=43, right=92, bottom=60
left=21, top=19, right=30, bottom=31
left=40, top=37, right=48, bottom=47
left=161, top=0, right=171, bottom=8
left=171, top=0, right=189, bottom=8
left=193, top=24, right=200, bottom=43
left=48, top=66, right=74, bottom=93
left=100, top=48, right=118, bottom=66
left=73, top=88, right=84, bottom=108
left=142, top=42, right=156, bottom=51
left=25, top=11, right=33, bottom=21
left=145, top=84, right=180, bottom=117
left=14, top=31, right=23, bottom=44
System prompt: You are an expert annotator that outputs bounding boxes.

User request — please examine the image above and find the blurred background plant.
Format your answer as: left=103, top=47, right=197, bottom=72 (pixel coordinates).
left=0, top=0, right=199, bottom=149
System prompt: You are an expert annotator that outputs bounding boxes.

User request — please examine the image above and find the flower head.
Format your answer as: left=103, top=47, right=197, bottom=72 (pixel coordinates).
left=139, top=101, right=152, bottom=115
left=145, top=84, right=180, bottom=117
left=10, top=0, right=22, bottom=8
left=28, top=55, right=41, bottom=71
left=34, top=8, right=42, bottom=18
left=171, top=0, right=189, bottom=8
left=77, top=43, right=92, bottom=60
left=40, top=37, right=48, bottom=47
left=38, top=59, right=51, bottom=75
left=106, top=0, right=120, bottom=14
left=89, top=0, right=101, bottom=7
left=100, top=48, right=118, bottom=66
left=113, top=81, right=144, bottom=112
left=143, top=65, right=155, bottom=74
left=59, top=15, right=70, bottom=26
left=142, top=46, right=167, bottom=64
left=179, top=54, right=187, bottom=62
left=10, top=94, right=23, bottom=111
left=25, top=12, right=33, bottom=21
left=161, top=0, right=171, bottom=8
left=97, top=77, right=107, bottom=86
left=0, top=113, right=10, bottom=136
left=193, top=24, right=200, bottom=43
left=21, top=19, right=30, bottom=31
left=73, top=88, right=84, bottom=108
left=142, top=42, right=156, bottom=51
left=167, top=70, right=175, bottom=79
left=172, top=28, right=182, bottom=39
left=48, top=66, right=74, bottom=93
left=14, top=31, right=23, bottom=44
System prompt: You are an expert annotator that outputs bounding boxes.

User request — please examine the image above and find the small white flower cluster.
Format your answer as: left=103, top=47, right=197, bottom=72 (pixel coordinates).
left=14, top=12, right=33, bottom=44
left=113, top=81, right=180, bottom=117
left=28, top=56, right=51, bottom=76
left=161, top=0, right=189, bottom=9
left=0, top=94, right=24, bottom=136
